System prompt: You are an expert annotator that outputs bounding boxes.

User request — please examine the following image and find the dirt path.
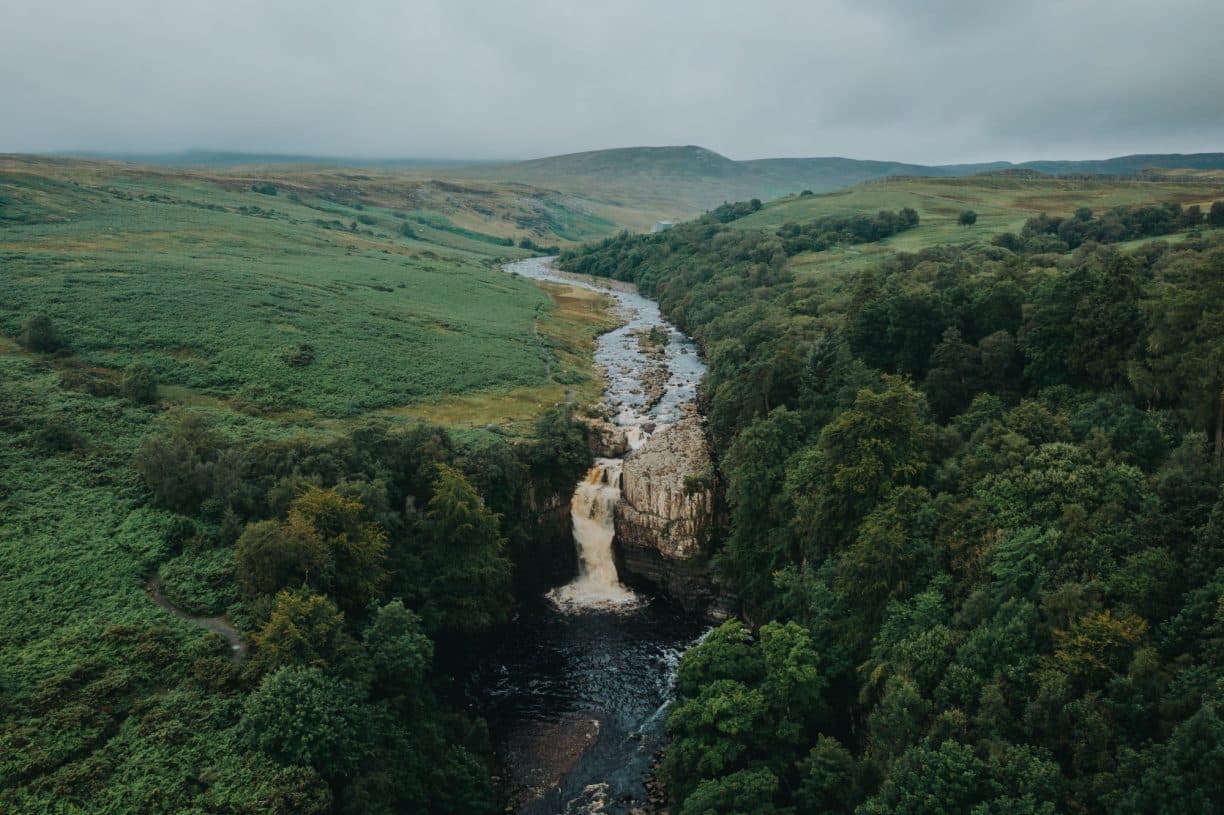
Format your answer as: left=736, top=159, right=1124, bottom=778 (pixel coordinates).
left=146, top=575, right=246, bottom=660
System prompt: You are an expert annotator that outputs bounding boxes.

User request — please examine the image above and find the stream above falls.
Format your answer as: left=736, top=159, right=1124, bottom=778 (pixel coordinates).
left=475, top=257, right=710, bottom=814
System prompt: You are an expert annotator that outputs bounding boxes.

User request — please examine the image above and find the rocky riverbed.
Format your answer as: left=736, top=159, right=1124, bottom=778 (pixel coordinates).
left=479, top=257, right=719, bottom=814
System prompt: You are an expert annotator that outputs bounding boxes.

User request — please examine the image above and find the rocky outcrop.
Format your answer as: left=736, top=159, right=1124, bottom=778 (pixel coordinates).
left=578, top=414, right=630, bottom=458
left=521, top=486, right=577, bottom=594
left=614, top=413, right=723, bottom=610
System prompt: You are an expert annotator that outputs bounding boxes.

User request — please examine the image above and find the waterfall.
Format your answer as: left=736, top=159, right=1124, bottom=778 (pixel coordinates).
left=548, top=458, right=640, bottom=610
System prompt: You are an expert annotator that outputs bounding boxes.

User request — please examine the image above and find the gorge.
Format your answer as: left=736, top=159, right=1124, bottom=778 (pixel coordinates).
left=479, top=258, right=719, bottom=813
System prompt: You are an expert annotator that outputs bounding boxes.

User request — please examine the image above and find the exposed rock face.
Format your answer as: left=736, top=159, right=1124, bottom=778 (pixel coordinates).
left=614, top=414, right=722, bottom=609
left=522, top=486, right=577, bottom=593
left=578, top=414, right=630, bottom=458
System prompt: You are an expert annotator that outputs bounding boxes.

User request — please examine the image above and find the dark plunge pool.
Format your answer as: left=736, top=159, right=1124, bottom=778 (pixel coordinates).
left=472, top=595, right=708, bottom=814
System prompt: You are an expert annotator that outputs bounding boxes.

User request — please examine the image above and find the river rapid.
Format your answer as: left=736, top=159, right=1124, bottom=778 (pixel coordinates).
left=473, top=257, right=709, bottom=814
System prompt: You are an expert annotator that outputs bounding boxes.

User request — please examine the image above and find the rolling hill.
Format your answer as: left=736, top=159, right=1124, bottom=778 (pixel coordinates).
left=460, top=145, right=1224, bottom=223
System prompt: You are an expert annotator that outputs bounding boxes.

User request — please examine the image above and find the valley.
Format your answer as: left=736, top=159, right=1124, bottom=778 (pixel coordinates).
left=3, top=147, right=1224, bottom=814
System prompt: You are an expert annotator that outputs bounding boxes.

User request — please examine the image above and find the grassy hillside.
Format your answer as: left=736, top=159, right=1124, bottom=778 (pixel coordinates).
left=731, top=174, right=1224, bottom=294
left=0, top=156, right=616, bottom=427
left=464, top=145, right=1224, bottom=225
left=0, top=157, right=613, bottom=810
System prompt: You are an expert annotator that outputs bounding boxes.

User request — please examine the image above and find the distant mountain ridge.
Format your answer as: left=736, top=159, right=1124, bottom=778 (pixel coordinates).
left=49, top=144, right=1224, bottom=221
left=481, top=144, right=1224, bottom=190
left=467, top=145, right=1224, bottom=218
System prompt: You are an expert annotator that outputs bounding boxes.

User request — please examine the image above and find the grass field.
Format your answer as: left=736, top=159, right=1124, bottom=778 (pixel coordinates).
left=0, top=157, right=616, bottom=424
left=731, top=174, right=1224, bottom=306
left=0, top=159, right=623, bottom=807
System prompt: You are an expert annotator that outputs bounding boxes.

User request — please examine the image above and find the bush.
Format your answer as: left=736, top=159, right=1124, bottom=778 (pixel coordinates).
left=20, top=313, right=61, bottom=352
left=518, top=238, right=560, bottom=254
left=281, top=343, right=316, bottom=367
left=959, top=210, right=978, bottom=226
left=159, top=548, right=237, bottom=616
left=120, top=363, right=159, bottom=404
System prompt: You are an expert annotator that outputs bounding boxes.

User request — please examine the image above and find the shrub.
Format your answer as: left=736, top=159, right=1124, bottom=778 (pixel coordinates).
left=281, top=343, right=316, bottom=367
left=20, top=313, right=61, bottom=352
left=159, top=548, right=237, bottom=616
left=120, top=363, right=159, bottom=404
left=959, top=210, right=978, bottom=226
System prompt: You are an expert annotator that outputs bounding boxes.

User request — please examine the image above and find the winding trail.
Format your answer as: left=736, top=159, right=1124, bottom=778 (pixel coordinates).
left=146, top=575, right=246, bottom=660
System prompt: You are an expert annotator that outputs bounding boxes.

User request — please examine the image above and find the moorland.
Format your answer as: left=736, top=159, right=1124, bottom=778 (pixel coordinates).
left=3, top=147, right=1224, bottom=813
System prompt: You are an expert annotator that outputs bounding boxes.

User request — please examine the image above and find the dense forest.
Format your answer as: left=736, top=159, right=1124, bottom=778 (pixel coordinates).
left=558, top=202, right=1224, bottom=813
left=0, top=375, right=592, bottom=812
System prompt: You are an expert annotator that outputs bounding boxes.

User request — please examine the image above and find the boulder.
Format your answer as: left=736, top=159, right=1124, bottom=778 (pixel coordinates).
left=578, top=415, right=630, bottom=458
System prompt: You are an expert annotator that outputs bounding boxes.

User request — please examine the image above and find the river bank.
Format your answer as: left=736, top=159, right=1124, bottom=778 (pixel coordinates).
left=480, top=258, right=713, bottom=813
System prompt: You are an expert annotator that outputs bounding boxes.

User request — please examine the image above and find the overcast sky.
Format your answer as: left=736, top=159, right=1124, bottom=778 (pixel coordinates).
left=4, top=0, right=1222, bottom=164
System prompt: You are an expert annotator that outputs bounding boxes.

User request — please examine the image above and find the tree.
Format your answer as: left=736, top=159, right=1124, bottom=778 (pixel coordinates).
left=239, top=666, right=371, bottom=780
left=924, top=327, right=983, bottom=421
left=120, top=362, right=158, bottom=404
left=1209, top=200, right=1224, bottom=227
left=20, top=313, right=61, bottom=352
left=1130, top=246, right=1224, bottom=459
left=235, top=519, right=330, bottom=599
left=832, top=487, right=940, bottom=633
left=251, top=591, right=360, bottom=677
left=661, top=679, right=773, bottom=802
left=858, top=740, right=1061, bottom=815
left=363, top=599, right=432, bottom=710
left=286, top=487, right=388, bottom=613
left=714, top=407, right=807, bottom=604
left=679, top=767, right=786, bottom=815
left=958, top=210, right=978, bottom=227
left=789, top=377, right=935, bottom=554
left=677, top=620, right=765, bottom=696
left=135, top=410, right=240, bottom=514
left=794, top=736, right=863, bottom=815
left=528, top=406, right=591, bottom=495
left=417, top=464, right=513, bottom=638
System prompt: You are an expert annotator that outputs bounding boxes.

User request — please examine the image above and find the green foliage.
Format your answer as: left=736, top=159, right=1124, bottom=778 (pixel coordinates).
left=561, top=202, right=1224, bottom=814
left=679, top=767, right=787, bottom=815
left=20, top=312, right=61, bottom=352
left=662, top=620, right=827, bottom=809
left=415, top=464, right=513, bottom=639
left=158, top=546, right=237, bottom=615
left=120, top=361, right=159, bottom=403
left=775, top=207, right=919, bottom=254
left=1130, top=244, right=1224, bottom=458
left=959, top=209, right=978, bottom=226
left=1001, top=201, right=1191, bottom=251
left=240, top=665, right=371, bottom=780
left=859, top=740, right=1061, bottom=815
left=527, top=406, right=592, bottom=495
left=235, top=518, right=330, bottom=598
left=363, top=599, right=432, bottom=709
left=250, top=591, right=360, bottom=676
left=0, top=167, right=574, bottom=417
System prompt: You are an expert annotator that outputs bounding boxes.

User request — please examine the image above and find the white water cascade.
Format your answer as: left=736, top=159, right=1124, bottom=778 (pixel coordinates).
left=504, top=256, right=705, bottom=615
left=547, top=458, right=640, bottom=610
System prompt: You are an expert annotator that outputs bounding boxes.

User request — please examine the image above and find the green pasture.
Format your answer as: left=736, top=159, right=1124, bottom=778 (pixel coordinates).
left=735, top=175, right=1224, bottom=298
left=0, top=165, right=608, bottom=420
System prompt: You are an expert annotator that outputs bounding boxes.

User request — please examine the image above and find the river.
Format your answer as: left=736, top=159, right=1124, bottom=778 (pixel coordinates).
left=473, top=257, right=709, bottom=814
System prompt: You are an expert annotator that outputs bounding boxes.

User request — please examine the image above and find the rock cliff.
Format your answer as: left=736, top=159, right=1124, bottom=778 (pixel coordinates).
left=614, top=413, right=726, bottom=611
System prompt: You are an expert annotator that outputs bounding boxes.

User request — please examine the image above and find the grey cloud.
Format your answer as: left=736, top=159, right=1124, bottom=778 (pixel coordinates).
left=1, top=0, right=1221, bottom=163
